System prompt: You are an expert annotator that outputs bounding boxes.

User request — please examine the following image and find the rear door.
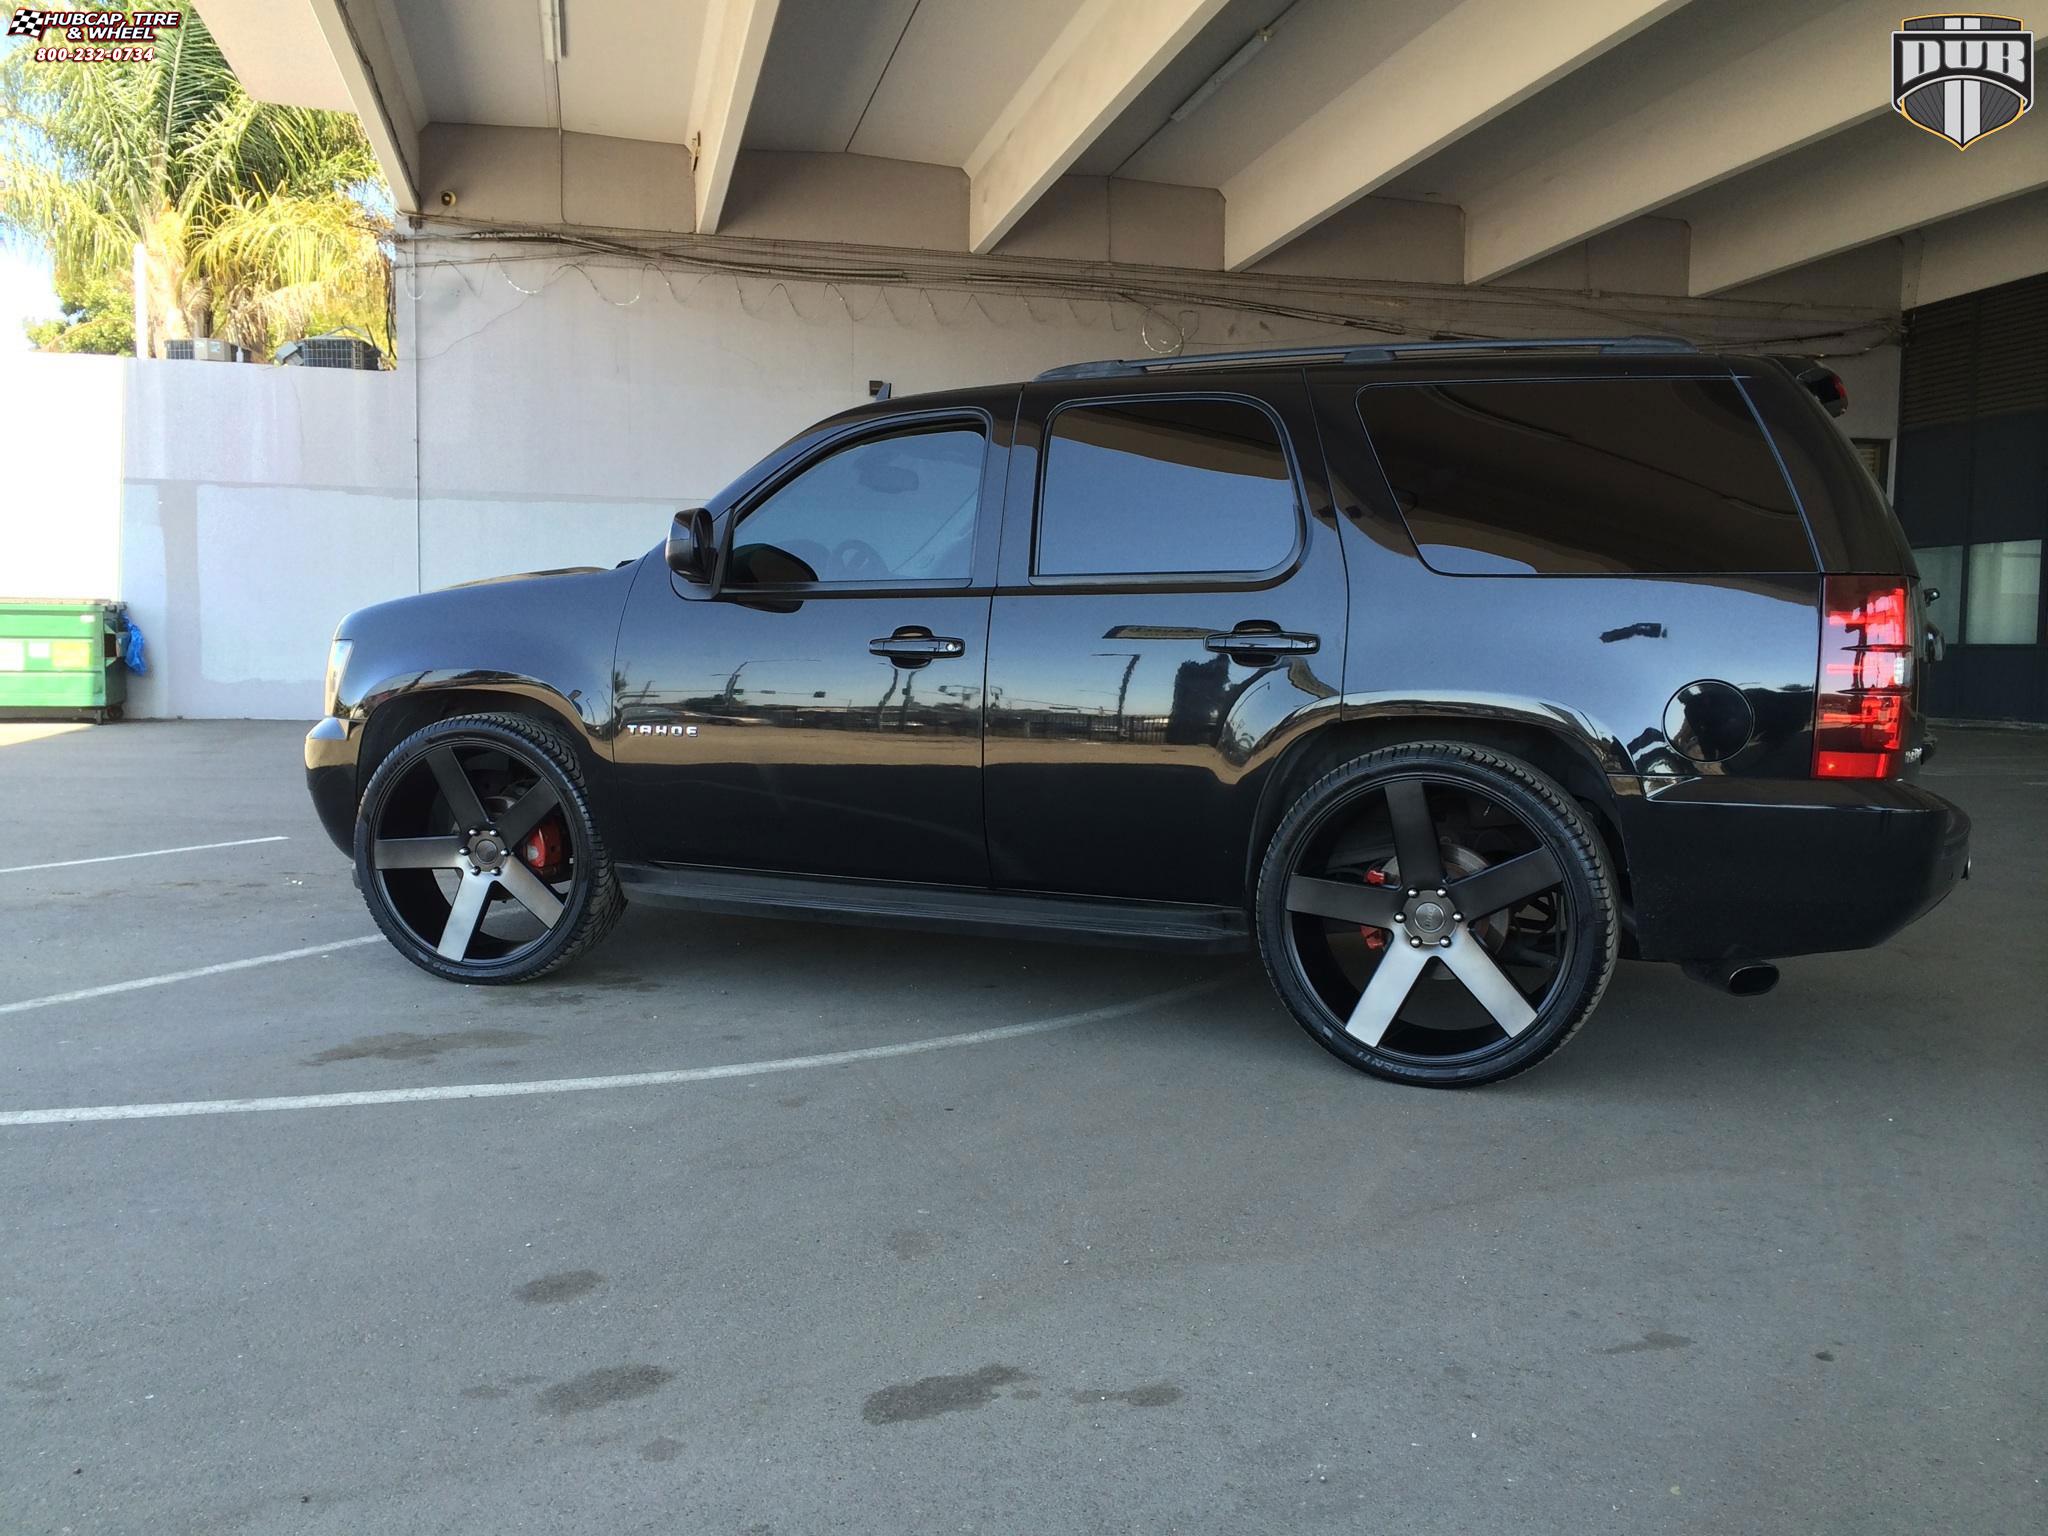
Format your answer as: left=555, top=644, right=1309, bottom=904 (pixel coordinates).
left=1332, top=369, right=1826, bottom=778
left=610, top=399, right=1009, bottom=884
left=983, top=375, right=1347, bottom=904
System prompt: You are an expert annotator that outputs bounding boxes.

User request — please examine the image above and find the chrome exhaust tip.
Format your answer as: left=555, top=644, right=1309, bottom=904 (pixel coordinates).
left=1682, top=959, right=1780, bottom=997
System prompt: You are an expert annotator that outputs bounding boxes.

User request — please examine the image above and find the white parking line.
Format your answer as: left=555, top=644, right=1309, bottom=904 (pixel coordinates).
left=0, top=936, right=383, bottom=1017
left=0, top=977, right=1231, bottom=1126
left=0, top=835, right=289, bottom=876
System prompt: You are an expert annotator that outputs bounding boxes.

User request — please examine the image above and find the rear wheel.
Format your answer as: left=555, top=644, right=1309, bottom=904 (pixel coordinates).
left=354, top=713, right=623, bottom=983
left=1254, top=743, right=1617, bottom=1087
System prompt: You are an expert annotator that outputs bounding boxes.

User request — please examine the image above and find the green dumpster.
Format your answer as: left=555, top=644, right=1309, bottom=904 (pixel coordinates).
left=0, top=599, right=131, bottom=721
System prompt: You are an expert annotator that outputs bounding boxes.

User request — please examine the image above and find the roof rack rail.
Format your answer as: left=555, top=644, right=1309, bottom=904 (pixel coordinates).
left=1033, top=335, right=1699, bottom=381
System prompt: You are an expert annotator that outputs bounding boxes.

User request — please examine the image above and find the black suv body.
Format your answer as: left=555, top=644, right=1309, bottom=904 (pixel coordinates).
left=307, top=338, right=1969, bottom=1086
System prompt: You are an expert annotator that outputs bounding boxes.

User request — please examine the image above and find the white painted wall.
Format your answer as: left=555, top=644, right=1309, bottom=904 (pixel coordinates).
left=2, top=232, right=1904, bottom=720
left=120, top=358, right=415, bottom=720
left=0, top=352, right=126, bottom=599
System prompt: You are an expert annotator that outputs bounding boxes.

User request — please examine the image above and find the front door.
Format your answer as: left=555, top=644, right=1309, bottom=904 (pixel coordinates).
left=984, top=377, right=1348, bottom=905
left=611, top=403, right=1009, bottom=885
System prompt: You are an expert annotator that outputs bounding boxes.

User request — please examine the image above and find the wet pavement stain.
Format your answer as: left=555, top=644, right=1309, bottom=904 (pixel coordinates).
left=516, top=1269, right=605, bottom=1305
left=1599, top=1330, right=1694, bottom=1355
left=536, top=1365, right=675, bottom=1416
left=862, top=1364, right=1028, bottom=1425
left=13, top=1372, right=64, bottom=1394
left=1070, top=1383, right=1184, bottom=1408
left=639, top=1436, right=683, bottom=1463
left=308, top=1029, right=538, bottom=1064
left=587, top=975, right=667, bottom=994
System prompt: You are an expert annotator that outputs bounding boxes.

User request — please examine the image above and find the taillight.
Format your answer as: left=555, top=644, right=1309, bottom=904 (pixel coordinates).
left=1793, top=363, right=1849, bottom=417
left=1814, top=576, right=1912, bottom=779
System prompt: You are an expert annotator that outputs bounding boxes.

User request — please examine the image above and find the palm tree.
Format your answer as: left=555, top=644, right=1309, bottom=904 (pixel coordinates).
left=0, top=7, right=392, bottom=359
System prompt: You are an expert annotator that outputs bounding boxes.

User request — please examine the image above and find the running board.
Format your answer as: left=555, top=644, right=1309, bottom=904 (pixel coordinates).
left=615, top=864, right=1249, bottom=953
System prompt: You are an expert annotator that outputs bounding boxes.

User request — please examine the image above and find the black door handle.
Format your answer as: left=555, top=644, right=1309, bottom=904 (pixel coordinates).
left=1204, top=625, right=1319, bottom=662
left=869, top=628, right=966, bottom=666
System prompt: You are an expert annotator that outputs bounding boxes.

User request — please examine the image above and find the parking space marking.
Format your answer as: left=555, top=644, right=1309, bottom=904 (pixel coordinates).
left=0, top=936, right=383, bottom=1017
left=0, top=835, right=289, bottom=876
left=0, top=976, right=1231, bottom=1127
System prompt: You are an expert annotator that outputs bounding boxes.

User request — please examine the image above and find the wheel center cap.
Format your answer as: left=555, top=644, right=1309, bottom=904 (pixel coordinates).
left=467, top=832, right=507, bottom=871
left=1410, top=900, right=1448, bottom=936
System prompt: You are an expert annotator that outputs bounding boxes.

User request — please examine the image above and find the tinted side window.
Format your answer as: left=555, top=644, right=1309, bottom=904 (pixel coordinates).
left=1036, top=398, right=1298, bottom=577
left=729, top=425, right=984, bottom=586
left=1355, top=379, right=1813, bottom=575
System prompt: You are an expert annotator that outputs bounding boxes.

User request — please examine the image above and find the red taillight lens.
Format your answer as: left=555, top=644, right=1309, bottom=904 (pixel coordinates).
left=1814, top=576, right=1912, bottom=779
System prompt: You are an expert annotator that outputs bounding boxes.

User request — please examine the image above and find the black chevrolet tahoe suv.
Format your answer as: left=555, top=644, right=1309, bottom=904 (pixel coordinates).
left=307, top=336, right=1969, bottom=1087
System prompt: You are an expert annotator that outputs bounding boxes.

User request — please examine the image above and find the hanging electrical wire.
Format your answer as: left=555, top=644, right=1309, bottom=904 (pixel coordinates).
left=395, top=221, right=1900, bottom=362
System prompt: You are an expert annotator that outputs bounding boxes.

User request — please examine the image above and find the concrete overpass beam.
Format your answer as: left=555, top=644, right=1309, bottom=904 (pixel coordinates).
left=691, top=0, right=782, bottom=235
left=1220, top=0, right=1686, bottom=273
left=965, top=0, right=1230, bottom=256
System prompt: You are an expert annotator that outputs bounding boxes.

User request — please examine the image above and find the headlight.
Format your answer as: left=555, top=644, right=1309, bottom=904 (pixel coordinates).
left=323, top=637, right=353, bottom=717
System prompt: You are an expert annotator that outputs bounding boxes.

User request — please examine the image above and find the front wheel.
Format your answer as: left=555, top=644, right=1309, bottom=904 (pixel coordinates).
left=354, top=713, right=624, bottom=983
left=1254, top=743, right=1617, bottom=1088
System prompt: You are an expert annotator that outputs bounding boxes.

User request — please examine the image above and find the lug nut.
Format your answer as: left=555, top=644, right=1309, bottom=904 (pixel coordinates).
left=1438, top=937, right=1452, bottom=948
left=1392, top=913, right=1404, bottom=923
left=1452, top=912, right=1463, bottom=922
left=1408, top=937, right=1422, bottom=947
left=1435, top=888, right=1447, bottom=897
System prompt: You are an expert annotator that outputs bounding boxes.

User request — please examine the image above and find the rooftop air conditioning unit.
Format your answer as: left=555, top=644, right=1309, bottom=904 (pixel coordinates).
left=277, top=333, right=383, bottom=370
left=163, top=338, right=237, bottom=362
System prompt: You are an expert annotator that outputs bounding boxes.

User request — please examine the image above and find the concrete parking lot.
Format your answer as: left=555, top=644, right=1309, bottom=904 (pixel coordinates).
left=2, top=719, right=2041, bottom=1535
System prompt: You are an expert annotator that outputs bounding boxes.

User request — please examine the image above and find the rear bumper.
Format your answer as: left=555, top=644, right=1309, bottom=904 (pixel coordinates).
left=305, top=716, right=361, bottom=855
left=1617, top=775, right=1970, bottom=962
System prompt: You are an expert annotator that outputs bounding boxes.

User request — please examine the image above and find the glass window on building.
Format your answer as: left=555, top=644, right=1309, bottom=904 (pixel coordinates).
left=1915, top=545, right=1964, bottom=640
left=1964, top=539, right=2042, bottom=646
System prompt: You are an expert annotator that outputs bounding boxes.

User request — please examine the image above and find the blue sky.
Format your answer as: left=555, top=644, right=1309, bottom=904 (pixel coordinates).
left=0, top=35, right=60, bottom=347
left=0, top=245, right=59, bottom=349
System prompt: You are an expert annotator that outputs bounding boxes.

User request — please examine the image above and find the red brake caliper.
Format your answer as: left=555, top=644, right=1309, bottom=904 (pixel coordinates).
left=519, top=813, right=570, bottom=882
left=1360, top=866, right=1390, bottom=950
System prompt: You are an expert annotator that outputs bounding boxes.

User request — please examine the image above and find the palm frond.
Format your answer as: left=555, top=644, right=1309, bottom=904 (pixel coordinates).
left=0, top=4, right=392, bottom=354
left=194, top=184, right=392, bottom=356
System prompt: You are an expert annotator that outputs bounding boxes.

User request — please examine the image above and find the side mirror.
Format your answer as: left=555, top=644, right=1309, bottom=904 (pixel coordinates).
left=666, top=507, right=716, bottom=586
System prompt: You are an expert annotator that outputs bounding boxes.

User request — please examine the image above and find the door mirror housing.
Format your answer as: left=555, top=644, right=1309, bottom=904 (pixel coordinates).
left=666, top=507, right=717, bottom=586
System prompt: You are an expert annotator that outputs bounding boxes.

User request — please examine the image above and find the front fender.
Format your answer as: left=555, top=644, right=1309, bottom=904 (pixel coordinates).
left=305, top=560, right=647, bottom=853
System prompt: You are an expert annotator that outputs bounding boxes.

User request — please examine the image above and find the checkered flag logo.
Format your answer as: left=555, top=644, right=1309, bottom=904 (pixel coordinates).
left=7, top=9, right=51, bottom=37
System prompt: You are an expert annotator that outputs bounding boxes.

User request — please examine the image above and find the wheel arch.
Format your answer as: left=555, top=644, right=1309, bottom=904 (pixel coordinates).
left=355, top=679, right=599, bottom=803
left=1246, top=711, right=1635, bottom=909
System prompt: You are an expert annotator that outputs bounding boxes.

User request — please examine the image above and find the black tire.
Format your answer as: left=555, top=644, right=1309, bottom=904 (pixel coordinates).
left=353, top=713, right=624, bottom=983
left=1254, top=742, right=1617, bottom=1088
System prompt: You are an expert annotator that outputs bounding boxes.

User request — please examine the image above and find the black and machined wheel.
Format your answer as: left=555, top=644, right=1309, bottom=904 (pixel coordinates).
left=1255, top=743, right=1618, bottom=1088
left=353, top=713, right=624, bottom=983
